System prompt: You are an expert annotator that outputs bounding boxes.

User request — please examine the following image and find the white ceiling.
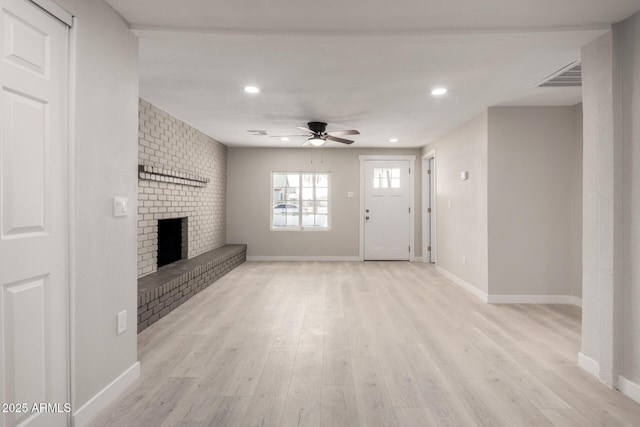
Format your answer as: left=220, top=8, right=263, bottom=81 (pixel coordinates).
left=106, top=0, right=640, bottom=148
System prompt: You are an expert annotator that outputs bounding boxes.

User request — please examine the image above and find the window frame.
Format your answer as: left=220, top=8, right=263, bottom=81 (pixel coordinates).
left=270, top=171, right=331, bottom=231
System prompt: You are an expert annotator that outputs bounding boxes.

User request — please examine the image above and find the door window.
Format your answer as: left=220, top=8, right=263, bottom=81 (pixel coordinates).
left=373, top=168, right=401, bottom=188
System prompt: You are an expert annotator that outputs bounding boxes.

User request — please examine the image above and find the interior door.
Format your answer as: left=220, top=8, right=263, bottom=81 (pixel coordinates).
left=428, top=157, right=435, bottom=263
left=0, top=0, right=69, bottom=425
left=364, top=160, right=410, bottom=260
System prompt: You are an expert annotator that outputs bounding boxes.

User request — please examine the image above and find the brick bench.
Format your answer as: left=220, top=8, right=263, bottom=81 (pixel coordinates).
left=137, top=244, right=246, bottom=332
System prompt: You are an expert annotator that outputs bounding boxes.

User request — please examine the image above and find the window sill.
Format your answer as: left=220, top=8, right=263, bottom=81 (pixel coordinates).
left=270, top=227, right=331, bottom=232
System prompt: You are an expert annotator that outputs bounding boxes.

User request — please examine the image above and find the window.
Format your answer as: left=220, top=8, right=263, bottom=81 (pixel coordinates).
left=373, top=168, right=401, bottom=188
left=272, top=172, right=330, bottom=230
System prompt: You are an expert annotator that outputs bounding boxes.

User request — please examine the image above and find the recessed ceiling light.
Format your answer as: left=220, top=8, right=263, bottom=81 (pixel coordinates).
left=389, top=138, right=399, bottom=143
left=431, top=87, right=447, bottom=96
left=244, top=86, right=260, bottom=94
left=281, top=137, right=289, bottom=141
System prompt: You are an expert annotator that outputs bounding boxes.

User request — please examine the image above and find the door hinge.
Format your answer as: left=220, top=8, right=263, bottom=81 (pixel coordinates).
left=408, top=207, right=411, bottom=214
left=409, top=167, right=411, bottom=174
left=428, top=169, right=431, bottom=175
left=409, top=246, right=411, bottom=252
left=428, top=246, right=431, bottom=252
left=428, top=207, right=431, bottom=213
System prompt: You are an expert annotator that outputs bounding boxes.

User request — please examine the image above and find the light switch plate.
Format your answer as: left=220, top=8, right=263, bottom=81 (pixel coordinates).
left=117, top=310, right=127, bottom=335
left=114, top=197, right=128, bottom=217
left=347, top=191, right=354, bottom=199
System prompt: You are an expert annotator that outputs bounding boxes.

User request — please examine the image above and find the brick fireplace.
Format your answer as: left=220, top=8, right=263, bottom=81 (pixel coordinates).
left=136, top=99, right=246, bottom=332
left=137, top=99, right=227, bottom=277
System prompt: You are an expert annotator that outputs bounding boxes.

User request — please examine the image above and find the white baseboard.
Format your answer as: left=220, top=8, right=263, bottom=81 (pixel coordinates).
left=569, top=296, right=583, bottom=307
left=435, top=266, right=488, bottom=302
left=73, top=361, right=140, bottom=427
left=247, top=256, right=425, bottom=262
left=433, top=266, right=583, bottom=308
left=578, top=352, right=600, bottom=378
left=576, top=356, right=640, bottom=404
left=246, top=256, right=362, bottom=262
left=487, top=294, right=583, bottom=307
left=619, top=375, right=640, bottom=405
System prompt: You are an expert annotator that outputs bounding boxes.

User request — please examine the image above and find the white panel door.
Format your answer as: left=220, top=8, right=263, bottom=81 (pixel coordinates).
left=364, top=160, right=410, bottom=260
left=0, top=0, right=69, bottom=426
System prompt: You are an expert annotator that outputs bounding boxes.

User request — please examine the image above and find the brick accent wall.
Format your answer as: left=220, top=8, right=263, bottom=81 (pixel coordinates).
left=138, top=99, right=227, bottom=277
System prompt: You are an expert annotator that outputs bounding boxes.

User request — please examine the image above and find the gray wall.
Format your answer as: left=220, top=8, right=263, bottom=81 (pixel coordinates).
left=618, top=11, right=640, bottom=388
left=571, top=104, right=583, bottom=299
left=423, top=113, right=489, bottom=293
left=487, top=106, right=581, bottom=296
left=227, top=148, right=422, bottom=258
left=581, top=10, right=640, bottom=389
left=56, top=0, right=139, bottom=411
left=581, top=30, right=618, bottom=385
left=424, top=107, right=582, bottom=299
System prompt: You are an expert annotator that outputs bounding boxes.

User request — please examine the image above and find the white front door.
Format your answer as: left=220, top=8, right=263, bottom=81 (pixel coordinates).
left=363, top=160, right=411, bottom=260
left=0, top=0, right=69, bottom=425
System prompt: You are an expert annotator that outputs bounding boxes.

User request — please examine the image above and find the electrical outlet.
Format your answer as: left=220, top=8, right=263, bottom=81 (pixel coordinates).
left=117, top=310, right=127, bottom=335
left=462, top=255, right=467, bottom=266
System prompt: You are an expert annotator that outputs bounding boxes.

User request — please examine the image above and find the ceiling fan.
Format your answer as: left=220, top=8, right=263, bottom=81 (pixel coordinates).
left=272, top=122, right=360, bottom=146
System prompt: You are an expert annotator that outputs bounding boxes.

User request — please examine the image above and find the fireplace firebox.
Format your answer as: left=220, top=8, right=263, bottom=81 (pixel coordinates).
left=157, top=218, right=187, bottom=268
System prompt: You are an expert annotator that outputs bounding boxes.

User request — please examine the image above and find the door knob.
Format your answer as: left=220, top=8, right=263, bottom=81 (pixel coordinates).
left=365, top=216, right=370, bottom=220
left=366, top=209, right=370, bottom=213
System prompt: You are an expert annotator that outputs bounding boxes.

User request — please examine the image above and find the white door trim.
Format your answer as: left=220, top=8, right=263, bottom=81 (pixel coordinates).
left=421, top=157, right=429, bottom=263
left=421, top=150, right=437, bottom=263
left=359, top=155, right=415, bottom=261
left=67, top=14, right=78, bottom=421
left=29, top=0, right=73, bottom=26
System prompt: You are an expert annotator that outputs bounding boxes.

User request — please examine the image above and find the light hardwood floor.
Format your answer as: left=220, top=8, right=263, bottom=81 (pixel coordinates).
left=89, top=262, right=640, bottom=426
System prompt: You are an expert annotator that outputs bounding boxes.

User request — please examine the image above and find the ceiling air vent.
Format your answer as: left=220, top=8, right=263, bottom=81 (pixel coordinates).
left=246, top=129, right=268, bottom=136
left=538, top=62, right=582, bottom=87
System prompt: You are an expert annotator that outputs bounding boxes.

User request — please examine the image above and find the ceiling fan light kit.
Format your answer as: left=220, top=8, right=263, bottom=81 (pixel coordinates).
left=298, top=121, right=360, bottom=147
left=308, top=137, right=326, bottom=147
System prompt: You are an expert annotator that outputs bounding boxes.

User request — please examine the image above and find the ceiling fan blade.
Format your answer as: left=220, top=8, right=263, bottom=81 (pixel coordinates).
left=297, top=127, right=314, bottom=134
left=302, top=140, right=312, bottom=146
left=327, top=129, right=360, bottom=136
left=327, top=135, right=354, bottom=144
left=269, top=134, right=310, bottom=138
